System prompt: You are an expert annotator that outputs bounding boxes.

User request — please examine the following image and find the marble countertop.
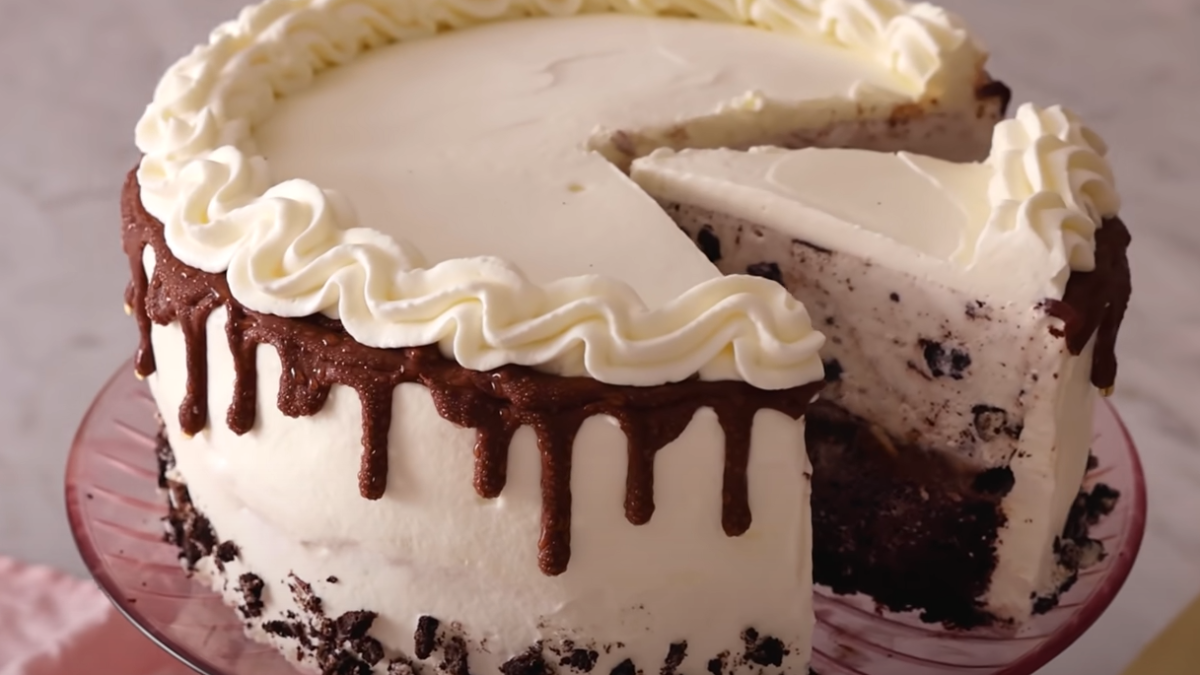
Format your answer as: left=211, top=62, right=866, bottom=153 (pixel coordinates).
left=1, top=1, right=1196, bottom=673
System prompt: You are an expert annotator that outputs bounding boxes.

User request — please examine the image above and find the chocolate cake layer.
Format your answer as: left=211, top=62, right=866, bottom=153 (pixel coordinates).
left=806, top=401, right=1006, bottom=628
left=806, top=400, right=1118, bottom=627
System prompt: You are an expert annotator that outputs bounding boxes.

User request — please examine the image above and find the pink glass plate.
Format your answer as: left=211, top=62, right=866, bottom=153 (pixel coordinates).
left=66, top=360, right=1146, bottom=675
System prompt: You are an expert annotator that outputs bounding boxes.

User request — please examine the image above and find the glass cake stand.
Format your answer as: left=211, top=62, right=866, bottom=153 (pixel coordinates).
left=66, top=360, right=1147, bottom=675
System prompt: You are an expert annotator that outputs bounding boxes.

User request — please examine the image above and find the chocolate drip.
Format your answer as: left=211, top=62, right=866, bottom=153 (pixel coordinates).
left=424, top=370, right=520, bottom=499
left=123, top=237, right=154, bottom=378
left=535, top=412, right=586, bottom=575
left=716, top=405, right=755, bottom=537
left=620, top=408, right=695, bottom=526
left=473, top=419, right=517, bottom=499
left=123, top=181, right=222, bottom=434
left=357, top=381, right=396, bottom=500
left=274, top=340, right=332, bottom=418
left=121, top=170, right=824, bottom=576
left=225, top=303, right=258, bottom=435
left=1044, top=217, right=1132, bottom=389
left=178, top=311, right=211, bottom=435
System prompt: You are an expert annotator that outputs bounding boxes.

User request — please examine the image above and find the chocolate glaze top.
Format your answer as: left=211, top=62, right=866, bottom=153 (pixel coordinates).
left=121, top=170, right=824, bottom=577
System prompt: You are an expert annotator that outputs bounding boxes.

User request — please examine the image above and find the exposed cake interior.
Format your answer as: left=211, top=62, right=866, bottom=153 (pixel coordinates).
left=631, top=107, right=1129, bottom=625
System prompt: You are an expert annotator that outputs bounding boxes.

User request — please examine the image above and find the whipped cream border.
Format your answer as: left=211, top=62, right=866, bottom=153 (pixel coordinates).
left=135, top=0, right=984, bottom=389
left=976, top=104, right=1121, bottom=287
left=631, top=103, right=1120, bottom=304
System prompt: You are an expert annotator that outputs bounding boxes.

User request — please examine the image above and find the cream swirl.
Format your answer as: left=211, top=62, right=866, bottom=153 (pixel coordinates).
left=747, top=0, right=980, bottom=95
left=978, top=104, right=1120, bottom=286
left=135, top=0, right=981, bottom=388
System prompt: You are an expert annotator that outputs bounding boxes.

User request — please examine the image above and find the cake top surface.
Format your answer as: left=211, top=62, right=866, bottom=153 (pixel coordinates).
left=135, top=0, right=988, bottom=389
left=255, top=13, right=913, bottom=303
left=631, top=104, right=1121, bottom=303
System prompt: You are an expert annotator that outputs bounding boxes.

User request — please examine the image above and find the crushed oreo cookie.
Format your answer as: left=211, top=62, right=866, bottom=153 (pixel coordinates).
left=335, top=611, right=376, bottom=640
left=970, top=405, right=1023, bottom=442
left=696, top=226, right=721, bottom=262
left=561, top=648, right=599, bottom=673
left=414, top=616, right=440, bottom=660
left=741, top=629, right=786, bottom=668
left=661, top=642, right=687, bottom=675
left=745, top=262, right=783, bottom=285
left=822, top=358, right=844, bottom=384
left=501, top=645, right=551, bottom=675
left=919, top=339, right=972, bottom=380
left=237, top=573, right=265, bottom=619
left=160, top=434, right=217, bottom=571
left=154, top=429, right=175, bottom=489
left=441, top=635, right=472, bottom=675
left=1063, top=483, right=1121, bottom=543
left=213, top=541, right=239, bottom=572
left=1034, top=479, right=1118, bottom=618
left=263, top=620, right=300, bottom=639
left=288, top=574, right=323, bottom=615
left=964, top=300, right=989, bottom=320
left=972, top=467, right=1016, bottom=497
left=610, top=659, right=636, bottom=675
left=971, top=405, right=1008, bottom=442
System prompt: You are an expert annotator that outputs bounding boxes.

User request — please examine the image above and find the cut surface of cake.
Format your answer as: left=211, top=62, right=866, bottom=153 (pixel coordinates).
left=117, top=0, right=1127, bottom=673
left=631, top=104, right=1129, bottom=626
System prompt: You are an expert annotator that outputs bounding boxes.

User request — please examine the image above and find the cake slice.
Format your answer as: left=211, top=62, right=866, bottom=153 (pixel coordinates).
left=631, top=103, right=1131, bottom=626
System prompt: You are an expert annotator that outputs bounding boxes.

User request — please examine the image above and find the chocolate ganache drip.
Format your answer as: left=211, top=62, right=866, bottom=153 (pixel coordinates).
left=121, top=170, right=824, bottom=576
left=1042, top=217, right=1132, bottom=390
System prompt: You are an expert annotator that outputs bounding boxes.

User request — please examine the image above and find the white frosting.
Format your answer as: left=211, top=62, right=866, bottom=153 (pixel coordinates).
left=655, top=196, right=1106, bottom=624
left=631, top=103, right=1120, bottom=305
left=987, top=336, right=1097, bottom=621
left=135, top=0, right=986, bottom=389
left=146, top=292, right=815, bottom=672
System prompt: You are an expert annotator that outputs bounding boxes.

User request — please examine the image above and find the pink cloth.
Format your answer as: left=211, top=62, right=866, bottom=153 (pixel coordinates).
left=0, top=556, right=188, bottom=675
